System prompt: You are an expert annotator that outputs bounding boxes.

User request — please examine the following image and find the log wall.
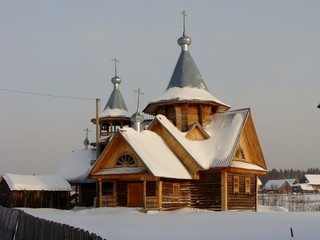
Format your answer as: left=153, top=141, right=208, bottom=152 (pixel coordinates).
left=190, top=171, right=222, bottom=211
left=161, top=180, right=190, bottom=210
left=227, top=172, right=256, bottom=211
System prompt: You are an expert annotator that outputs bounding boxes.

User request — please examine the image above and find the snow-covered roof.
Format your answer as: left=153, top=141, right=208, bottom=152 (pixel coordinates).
left=149, top=87, right=230, bottom=108
left=58, top=148, right=96, bottom=184
left=119, top=128, right=192, bottom=179
left=100, top=76, right=130, bottom=118
left=100, top=108, right=130, bottom=118
left=3, top=174, right=71, bottom=191
left=298, top=183, right=314, bottom=191
left=304, top=174, right=320, bottom=185
left=154, top=109, right=262, bottom=170
left=230, top=161, right=266, bottom=171
left=263, top=180, right=288, bottom=191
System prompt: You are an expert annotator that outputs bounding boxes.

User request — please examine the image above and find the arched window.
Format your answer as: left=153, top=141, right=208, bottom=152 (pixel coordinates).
left=116, top=154, right=136, bottom=167
left=234, top=147, right=245, bottom=161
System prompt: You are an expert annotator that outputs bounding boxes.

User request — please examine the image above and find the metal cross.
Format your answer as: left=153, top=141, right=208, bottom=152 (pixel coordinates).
left=134, top=88, right=144, bottom=113
left=111, top=58, right=120, bottom=76
left=84, top=128, right=90, bottom=138
left=181, top=10, right=187, bottom=35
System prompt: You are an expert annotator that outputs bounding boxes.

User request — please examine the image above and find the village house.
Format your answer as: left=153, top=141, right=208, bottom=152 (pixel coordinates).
left=299, top=174, right=320, bottom=191
left=0, top=174, right=71, bottom=209
left=87, top=15, right=267, bottom=211
left=262, top=179, right=298, bottom=194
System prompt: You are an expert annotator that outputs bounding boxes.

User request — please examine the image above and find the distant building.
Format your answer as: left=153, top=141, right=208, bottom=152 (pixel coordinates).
left=300, top=174, right=320, bottom=191
left=262, top=179, right=298, bottom=194
left=0, top=174, right=71, bottom=209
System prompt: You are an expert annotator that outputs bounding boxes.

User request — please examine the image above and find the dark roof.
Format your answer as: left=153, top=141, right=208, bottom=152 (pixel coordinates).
left=104, top=88, right=128, bottom=111
left=166, top=50, right=208, bottom=90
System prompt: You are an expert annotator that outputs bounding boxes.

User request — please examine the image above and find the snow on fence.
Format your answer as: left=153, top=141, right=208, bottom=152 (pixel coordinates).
left=259, top=193, right=320, bottom=211
left=0, top=205, right=105, bottom=240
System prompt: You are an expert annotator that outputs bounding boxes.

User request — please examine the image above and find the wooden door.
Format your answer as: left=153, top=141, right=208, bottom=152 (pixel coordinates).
left=127, top=183, right=143, bottom=207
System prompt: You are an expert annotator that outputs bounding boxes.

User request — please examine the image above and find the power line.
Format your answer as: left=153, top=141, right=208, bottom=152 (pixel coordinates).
left=1, top=88, right=95, bottom=101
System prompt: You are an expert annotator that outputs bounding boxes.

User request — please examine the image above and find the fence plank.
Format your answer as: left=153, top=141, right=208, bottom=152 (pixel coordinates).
left=0, top=205, right=106, bottom=240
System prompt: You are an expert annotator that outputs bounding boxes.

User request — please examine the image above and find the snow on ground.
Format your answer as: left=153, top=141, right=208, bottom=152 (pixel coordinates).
left=22, top=206, right=320, bottom=240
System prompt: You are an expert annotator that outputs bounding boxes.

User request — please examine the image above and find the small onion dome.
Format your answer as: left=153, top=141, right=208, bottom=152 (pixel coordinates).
left=178, top=35, right=192, bottom=50
left=131, top=112, right=144, bottom=123
left=111, top=75, right=121, bottom=85
left=83, top=137, right=89, bottom=149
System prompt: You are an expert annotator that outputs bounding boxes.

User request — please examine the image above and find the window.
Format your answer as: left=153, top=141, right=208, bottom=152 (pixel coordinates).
left=116, top=154, right=136, bottom=167
left=234, top=147, right=245, bottom=161
left=173, top=183, right=180, bottom=201
left=233, top=175, right=240, bottom=194
left=245, top=177, right=251, bottom=195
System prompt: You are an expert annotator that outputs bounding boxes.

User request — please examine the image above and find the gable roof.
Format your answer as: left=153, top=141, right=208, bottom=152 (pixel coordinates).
left=263, top=179, right=288, bottom=191
left=90, top=128, right=193, bottom=180
left=152, top=109, right=259, bottom=170
left=119, top=129, right=192, bottom=179
left=58, top=148, right=96, bottom=184
left=3, top=174, right=71, bottom=191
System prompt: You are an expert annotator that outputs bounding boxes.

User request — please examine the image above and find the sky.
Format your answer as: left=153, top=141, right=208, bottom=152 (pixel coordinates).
left=1, top=0, right=320, bottom=175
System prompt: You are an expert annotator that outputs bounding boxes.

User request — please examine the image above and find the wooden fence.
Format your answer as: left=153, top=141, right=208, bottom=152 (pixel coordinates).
left=0, top=205, right=106, bottom=240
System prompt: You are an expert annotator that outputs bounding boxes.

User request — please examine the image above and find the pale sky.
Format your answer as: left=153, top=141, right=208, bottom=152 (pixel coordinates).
left=1, top=0, right=319, bottom=175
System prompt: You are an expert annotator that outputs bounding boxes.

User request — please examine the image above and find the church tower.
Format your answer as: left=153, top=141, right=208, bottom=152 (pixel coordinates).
left=143, top=11, right=230, bottom=132
left=91, top=58, right=131, bottom=154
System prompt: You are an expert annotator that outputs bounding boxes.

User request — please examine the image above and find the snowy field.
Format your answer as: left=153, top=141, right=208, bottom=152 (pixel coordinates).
left=22, top=206, right=320, bottom=240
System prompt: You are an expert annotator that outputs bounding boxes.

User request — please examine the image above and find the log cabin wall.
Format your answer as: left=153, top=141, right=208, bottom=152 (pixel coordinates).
left=154, top=103, right=214, bottom=132
left=227, top=172, right=256, bottom=211
left=186, top=105, right=200, bottom=128
left=161, top=180, right=190, bottom=210
left=10, top=190, right=69, bottom=209
left=190, top=171, right=222, bottom=211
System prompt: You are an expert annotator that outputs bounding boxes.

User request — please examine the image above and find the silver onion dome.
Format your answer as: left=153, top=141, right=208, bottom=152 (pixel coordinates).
left=178, top=35, right=192, bottom=51
left=111, top=75, right=121, bottom=85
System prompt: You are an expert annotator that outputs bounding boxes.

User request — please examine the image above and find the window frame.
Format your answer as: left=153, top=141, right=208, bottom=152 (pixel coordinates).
left=173, top=182, right=180, bottom=201
left=233, top=175, right=240, bottom=194
left=245, top=177, right=251, bottom=195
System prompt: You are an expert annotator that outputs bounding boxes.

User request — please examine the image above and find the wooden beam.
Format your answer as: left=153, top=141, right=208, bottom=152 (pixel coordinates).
left=255, top=175, right=258, bottom=212
left=156, top=180, right=163, bottom=211
left=98, top=179, right=102, bottom=207
left=221, top=170, right=228, bottom=211
left=143, top=180, right=146, bottom=209
left=113, top=181, right=117, bottom=207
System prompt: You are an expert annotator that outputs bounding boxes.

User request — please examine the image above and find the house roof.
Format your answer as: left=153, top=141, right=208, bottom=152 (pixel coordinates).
left=298, top=183, right=314, bottom=191
left=263, top=179, right=288, bottom=191
left=3, top=174, right=71, bottom=191
left=58, top=148, right=96, bottom=184
left=303, top=174, right=320, bottom=185
left=154, top=109, right=257, bottom=170
left=119, top=128, right=193, bottom=179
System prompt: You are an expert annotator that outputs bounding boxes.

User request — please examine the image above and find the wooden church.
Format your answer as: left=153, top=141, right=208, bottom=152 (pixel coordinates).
left=87, top=14, right=267, bottom=211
